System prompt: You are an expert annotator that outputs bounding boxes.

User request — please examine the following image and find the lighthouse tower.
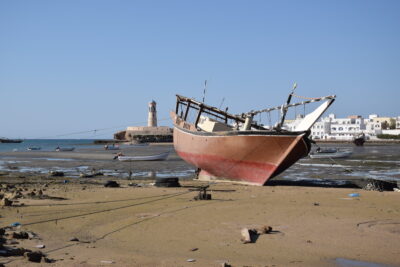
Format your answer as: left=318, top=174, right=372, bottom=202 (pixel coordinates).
left=147, top=100, right=157, bottom=127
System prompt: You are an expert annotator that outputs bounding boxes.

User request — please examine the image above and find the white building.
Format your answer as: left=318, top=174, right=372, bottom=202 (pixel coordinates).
left=284, top=113, right=399, bottom=141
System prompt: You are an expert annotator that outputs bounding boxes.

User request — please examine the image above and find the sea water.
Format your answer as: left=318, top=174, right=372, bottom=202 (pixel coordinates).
left=0, top=139, right=100, bottom=152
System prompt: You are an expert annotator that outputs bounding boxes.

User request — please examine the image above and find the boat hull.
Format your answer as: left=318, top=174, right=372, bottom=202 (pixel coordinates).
left=173, top=126, right=310, bottom=186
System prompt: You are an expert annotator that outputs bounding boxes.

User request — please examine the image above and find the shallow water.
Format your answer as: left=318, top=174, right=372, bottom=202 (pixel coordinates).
left=335, top=257, right=394, bottom=267
left=1, top=143, right=400, bottom=184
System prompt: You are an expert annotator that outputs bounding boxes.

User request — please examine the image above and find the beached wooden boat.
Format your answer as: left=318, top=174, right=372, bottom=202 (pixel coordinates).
left=117, top=151, right=170, bottom=161
left=55, top=147, right=75, bottom=152
left=309, top=148, right=352, bottom=159
left=171, top=87, right=336, bottom=186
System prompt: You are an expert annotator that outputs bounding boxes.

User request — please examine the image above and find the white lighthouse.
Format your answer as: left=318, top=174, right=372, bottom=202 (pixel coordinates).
left=147, top=100, right=157, bottom=127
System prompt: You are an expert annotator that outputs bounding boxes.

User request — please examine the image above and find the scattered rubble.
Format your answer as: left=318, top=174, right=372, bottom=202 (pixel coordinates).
left=241, top=225, right=273, bottom=244
left=25, top=251, right=45, bottom=262
left=155, top=177, right=181, bottom=188
left=104, top=181, right=120, bottom=188
left=240, top=228, right=252, bottom=244
left=49, top=171, right=64, bottom=177
left=1, top=198, right=12, bottom=206
left=12, top=231, right=29, bottom=239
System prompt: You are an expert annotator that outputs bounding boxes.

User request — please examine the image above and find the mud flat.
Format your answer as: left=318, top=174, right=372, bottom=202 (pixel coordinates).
left=1, top=177, right=399, bottom=267
left=0, top=144, right=195, bottom=180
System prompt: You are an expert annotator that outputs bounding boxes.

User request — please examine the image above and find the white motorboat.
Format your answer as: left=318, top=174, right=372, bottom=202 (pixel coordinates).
left=309, top=148, right=352, bottom=159
left=27, top=147, right=41, bottom=151
left=117, top=151, right=170, bottom=161
left=104, top=145, right=120, bottom=150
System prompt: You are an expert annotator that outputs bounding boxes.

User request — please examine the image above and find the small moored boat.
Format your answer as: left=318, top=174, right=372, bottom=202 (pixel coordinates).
left=117, top=151, right=170, bottom=161
left=27, top=147, right=41, bottom=151
left=309, top=148, right=352, bottom=159
left=55, top=147, right=75, bottom=152
left=353, top=133, right=366, bottom=146
left=104, top=144, right=120, bottom=150
left=0, top=138, right=23, bottom=143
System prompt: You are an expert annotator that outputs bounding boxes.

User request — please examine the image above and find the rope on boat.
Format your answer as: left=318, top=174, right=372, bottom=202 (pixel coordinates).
left=33, top=118, right=170, bottom=139
left=292, top=94, right=323, bottom=100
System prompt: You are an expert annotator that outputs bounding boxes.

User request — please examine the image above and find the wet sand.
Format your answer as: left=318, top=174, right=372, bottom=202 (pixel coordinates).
left=0, top=144, right=400, bottom=266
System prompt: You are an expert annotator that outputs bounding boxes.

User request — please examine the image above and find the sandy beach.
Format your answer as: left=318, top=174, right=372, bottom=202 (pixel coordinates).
left=1, top=145, right=400, bottom=267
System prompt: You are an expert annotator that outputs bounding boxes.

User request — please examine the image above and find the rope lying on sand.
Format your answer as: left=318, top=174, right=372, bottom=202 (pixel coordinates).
left=21, top=193, right=180, bottom=208
left=45, top=201, right=216, bottom=254
left=11, top=191, right=192, bottom=227
left=3, top=189, right=219, bottom=265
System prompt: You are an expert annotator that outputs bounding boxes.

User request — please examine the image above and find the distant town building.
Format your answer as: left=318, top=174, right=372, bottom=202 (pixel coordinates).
left=284, top=113, right=400, bottom=141
left=114, top=100, right=173, bottom=143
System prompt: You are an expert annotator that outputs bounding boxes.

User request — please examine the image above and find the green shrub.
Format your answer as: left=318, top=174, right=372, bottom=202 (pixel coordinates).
left=377, top=134, right=400, bottom=139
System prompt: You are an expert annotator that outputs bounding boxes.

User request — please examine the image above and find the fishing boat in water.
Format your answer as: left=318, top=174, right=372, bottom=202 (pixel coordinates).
left=55, top=146, right=75, bottom=152
left=309, top=148, right=352, bottom=159
left=171, top=87, right=336, bottom=186
left=0, top=138, right=23, bottom=143
left=27, top=147, right=41, bottom=151
left=104, top=144, right=120, bottom=150
left=117, top=151, right=170, bottom=161
left=353, top=133, right=366, bottom=146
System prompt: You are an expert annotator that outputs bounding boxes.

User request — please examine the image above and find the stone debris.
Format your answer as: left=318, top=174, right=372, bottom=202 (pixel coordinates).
left=104, top=181, right=120, bottom=188
left=240, top=228, right=252, bottom=244
left=221, top=262, right=232, bottom=267
left=24, top=251, right=45, bottom=263
left=12, top=231, right=29, bottom=239
left=49, top=171, right=64, bottom=177
left=1, top=198, right=12, bottom=206
left=69, top=237, right=80, bottom=242
left=186, top=259, right=196, bottom=262
left=241, top=225, right=273, bottom=243
left=256, top=225, right=273, bottom=235
left=0, top=247, right=31, bottom=257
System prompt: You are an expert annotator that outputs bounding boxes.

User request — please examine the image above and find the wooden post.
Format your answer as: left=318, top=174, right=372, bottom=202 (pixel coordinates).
left=184, top=102, right=191, bottom=120
left=195, top=106, right=203, bottom=127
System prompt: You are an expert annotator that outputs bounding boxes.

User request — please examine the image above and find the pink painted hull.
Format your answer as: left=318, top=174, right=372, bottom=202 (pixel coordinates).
left=173, top=125, right=310, bottom=186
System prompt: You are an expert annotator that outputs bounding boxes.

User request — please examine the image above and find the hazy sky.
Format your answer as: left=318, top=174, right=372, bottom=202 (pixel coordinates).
left=1, top=0, right=399, bottom=138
